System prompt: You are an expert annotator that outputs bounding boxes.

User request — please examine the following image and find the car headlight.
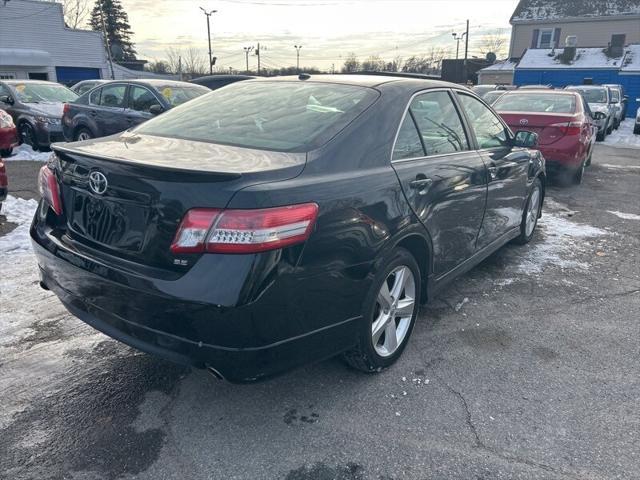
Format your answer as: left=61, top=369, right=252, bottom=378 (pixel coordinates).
left=34, top=116, right=61, bottom=125
left=0, top=110, right=14, bottom=129
left=593, top=112, right=606, bottom=120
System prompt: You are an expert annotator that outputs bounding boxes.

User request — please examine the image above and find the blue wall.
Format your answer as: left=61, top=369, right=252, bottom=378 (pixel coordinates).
left=514, top=68, right=639, bottom=117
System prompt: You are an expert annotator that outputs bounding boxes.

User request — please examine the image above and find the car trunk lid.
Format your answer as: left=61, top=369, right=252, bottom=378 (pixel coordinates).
left=499, top=112, right=580, bottom=146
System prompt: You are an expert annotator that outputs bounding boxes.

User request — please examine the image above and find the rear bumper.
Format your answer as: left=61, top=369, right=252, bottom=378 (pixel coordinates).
left=538, top=138, right=587, bottom=168
left=31, top=212, right=365, bottom=382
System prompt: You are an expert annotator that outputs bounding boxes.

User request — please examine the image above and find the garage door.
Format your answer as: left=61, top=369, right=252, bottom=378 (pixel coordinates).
left=55, top=67, right=101, bottom=86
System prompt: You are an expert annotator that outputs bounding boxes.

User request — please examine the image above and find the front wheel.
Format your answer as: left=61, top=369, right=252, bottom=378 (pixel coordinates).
left=343, top=248, right=421, bottom=373
left=513, top=178, right=542, bottom=245
left=19, top=123, right=39, bottom=151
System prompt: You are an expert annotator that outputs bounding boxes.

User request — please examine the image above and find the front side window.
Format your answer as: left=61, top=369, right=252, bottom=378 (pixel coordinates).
left=409, top=91, right=469, bottom=156
left=610, top=89, right=620, bottom=102
left=457, top=93, right=509, bottom=149
left=98, top=84, right=127, bottom=108
left=129, top=86, right=162, bottom=113
left=538, top=28, right=554, bottom=48
left=135, top=81, right=379, bottom=152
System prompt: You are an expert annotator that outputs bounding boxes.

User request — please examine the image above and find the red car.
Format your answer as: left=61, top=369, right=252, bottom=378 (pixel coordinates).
left=0, top=108, right=19, bottom=157
left=493, top=90, right=596, bottom=185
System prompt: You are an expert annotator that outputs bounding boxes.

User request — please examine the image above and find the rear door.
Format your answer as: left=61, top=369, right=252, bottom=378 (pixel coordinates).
left=391, top=89, right=488, bottom=276
left=94, top=83, right=129, bottom=136
left=125, top=85, right=163, bottom=129
left=455, top=92, right=530, bottom=248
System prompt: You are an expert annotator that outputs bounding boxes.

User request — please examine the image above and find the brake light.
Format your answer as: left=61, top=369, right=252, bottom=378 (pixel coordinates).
left=550, top=121, right=582, bottom=136
left=37, top=166, right=62, bottom=215
left=63, top=103, right=70, bottom=115
left=171, top=203, right=319, bottom=254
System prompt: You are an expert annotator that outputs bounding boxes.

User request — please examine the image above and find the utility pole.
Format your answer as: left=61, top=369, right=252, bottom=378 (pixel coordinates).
left=464, top=19, right=470, bottom=84
left=199, top=7, right=217, bottom=75
left=99, top=0, right=115, bottom=79
left=243, top=46, right=254, bottom=73
left=255, top=43, right=262, bottom=76
left=294, top=45, right=302, bottom=73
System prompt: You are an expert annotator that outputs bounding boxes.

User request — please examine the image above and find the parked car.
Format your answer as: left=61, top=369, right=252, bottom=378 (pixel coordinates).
left=62, top=79, right=210, bottom=141
left=0, top=108, right=19, bottom=157
left=70, top=79, right=110, bottom=96
left=604, top=84, right=624, bottom=128
left=518, top=84, right=553, bottom=90
left=0, top=80, right=78, bottom=151
left=565, top=85, right=614, bottom=141
left=482, top=90, right=506, bottom=105
left=494, top=89, right=595, bottom=185
left=604, top=84, right=628, bottom=121
left=471, top=84, right=515, bottom=99
left=634, top=104, right=640, bottom=135
left=0, top=158, right=6, bottom=212
left=190, top=74, right=253, bottom=90
left=32, top=75, right=545, bottom=382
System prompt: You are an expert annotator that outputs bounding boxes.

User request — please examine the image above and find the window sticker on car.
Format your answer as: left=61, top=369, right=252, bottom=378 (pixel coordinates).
left=161, top=87, right=173, bottom=99
left=15, top=84, right=25, bottom=92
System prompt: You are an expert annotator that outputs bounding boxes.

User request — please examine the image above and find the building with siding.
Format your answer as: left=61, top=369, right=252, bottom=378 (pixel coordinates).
left=0, top=0, right=173, bottom=84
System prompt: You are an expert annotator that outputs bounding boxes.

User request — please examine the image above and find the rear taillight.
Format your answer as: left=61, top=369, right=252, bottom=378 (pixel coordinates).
left=550, top=122, right=582, bottom=136
left=63, top=103, right=70, bottom=115
left=171, top=203, right=319, bottom=254
left=37, top=165, right=62, bottom=215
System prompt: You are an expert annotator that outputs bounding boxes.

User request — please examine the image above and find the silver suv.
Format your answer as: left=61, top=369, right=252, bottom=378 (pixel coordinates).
left=566, top=85, right=614, bottom=141
left=0, top=80, right=78, bottom=151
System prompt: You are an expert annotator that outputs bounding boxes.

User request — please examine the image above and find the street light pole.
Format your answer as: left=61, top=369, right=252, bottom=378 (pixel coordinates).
left=243, top=46, right=254, bottom=73
left=294, top=45, right=302, bottom=73
left=199, top=7, right=217, bottom=75
left=452, top=31, right=467, bottom=60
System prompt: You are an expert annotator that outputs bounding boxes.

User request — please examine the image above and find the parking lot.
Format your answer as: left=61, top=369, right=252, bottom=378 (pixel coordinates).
left=1, top=143, right=639, bottom=480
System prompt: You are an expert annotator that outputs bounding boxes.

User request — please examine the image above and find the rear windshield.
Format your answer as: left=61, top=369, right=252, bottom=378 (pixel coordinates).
left=135, top=81, right=379, bottom=151
left=493, top=93, right=577, bottom=113
left=567, top=87, right=607, bottom=104
left=10, top=83, right=78, bottom=103
left=152, top=84, right=209, bottom=106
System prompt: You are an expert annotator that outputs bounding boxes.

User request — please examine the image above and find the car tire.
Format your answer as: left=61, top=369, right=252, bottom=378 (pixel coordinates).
left=19, top=123, right=39, bottom=151
left=513, top=177, right=542, bottom=245
left=634, top=125, right=640, bottom=135
left=596, top=130, right=605, bottom=141
left=343, top=247, right=421, bottom=373
left=585, top=148, right=593, bottom=167
left=607, top=122, right=613, bottom=135
left=573, top=160, right=586, bottom=185
left=75, top=127, right=93, bottom=141
left=0, top=148, right=12, bottom=157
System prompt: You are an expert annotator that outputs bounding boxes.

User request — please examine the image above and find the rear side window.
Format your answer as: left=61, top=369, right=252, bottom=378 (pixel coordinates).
left=135, top=81, right=378, bottom=152
left=493, top=93, right=576, bottom=113
left=393, top=115, right=425, bottom=160
left=410, top=91, right=469, bottom=155
left=98, top=84, right=126, bottom=108
left=89, top=87, right=101, bottom=105
left=457, top=93, right=509, bottom=149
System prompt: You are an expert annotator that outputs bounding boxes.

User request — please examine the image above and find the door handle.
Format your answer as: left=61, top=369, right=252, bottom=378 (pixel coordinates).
left=409, top=176, right=433, bottom=193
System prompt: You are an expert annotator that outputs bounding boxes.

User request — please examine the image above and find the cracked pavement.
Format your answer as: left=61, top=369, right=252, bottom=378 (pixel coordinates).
left=1, top=144, right=639, bottom=479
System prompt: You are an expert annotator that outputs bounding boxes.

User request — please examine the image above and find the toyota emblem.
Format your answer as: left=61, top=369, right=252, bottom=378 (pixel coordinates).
left=519, top=118, right=529, bottom=126
left=88, top=171, right=108, bottom=195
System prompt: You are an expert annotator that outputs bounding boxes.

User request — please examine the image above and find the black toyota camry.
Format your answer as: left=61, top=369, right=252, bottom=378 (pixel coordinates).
left=31, top=75, right=545, bottom=382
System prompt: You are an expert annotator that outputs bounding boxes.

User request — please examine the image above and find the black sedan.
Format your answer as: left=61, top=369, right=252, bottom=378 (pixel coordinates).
left=62, top=79, right=210, bottom=141
left=32, top=75, right=545, bottom=382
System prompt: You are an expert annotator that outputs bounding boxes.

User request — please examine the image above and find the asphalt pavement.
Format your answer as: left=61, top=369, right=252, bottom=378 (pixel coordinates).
left=1, top=144, right=639, bottom=480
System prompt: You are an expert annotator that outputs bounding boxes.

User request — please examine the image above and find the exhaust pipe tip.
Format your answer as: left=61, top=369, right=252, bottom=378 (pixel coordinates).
left=205, top=365, right=225, bottom=381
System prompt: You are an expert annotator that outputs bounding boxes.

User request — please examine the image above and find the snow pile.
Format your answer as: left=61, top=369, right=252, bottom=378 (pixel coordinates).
left=0, top=195, right=39, bottom=254
left=516, top=213, right=608, bottom=274
left=518, top=47, right=627, bottom=70
left=603, top=119, right=640, bottom=149
left=3, top=145, right=51, bottom=162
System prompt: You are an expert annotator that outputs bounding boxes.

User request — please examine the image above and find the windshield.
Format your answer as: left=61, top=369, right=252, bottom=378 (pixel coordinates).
left=494, top=93, right=576, bottom=113
left=136, top=81, right=379, bottom=152
left=10, top=83, right=78, bottom=103
left=153, top=84, right=210, bottom=107
left=568, top=87, right=607, bottom=104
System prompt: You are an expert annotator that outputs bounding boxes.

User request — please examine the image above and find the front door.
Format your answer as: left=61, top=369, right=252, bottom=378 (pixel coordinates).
left=125, top=85, right=163, bottom=129
left=391, top=90, right=488, bottom=277
left=455, top=92, right=531, bottom=248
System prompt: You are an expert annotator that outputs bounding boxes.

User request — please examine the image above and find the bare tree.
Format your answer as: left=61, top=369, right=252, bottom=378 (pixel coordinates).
left=361, top=55, right=386, bottom=72
left=479, top=29, right=508, bottom=57
left=166, top=47, right=183, bottom=75
left=146, top=60, right=170, bottom=74
left=53, top=0, right=91, bottom=28
left=341, top=53, right=360, bottom=73
left=183, top=48, right=207, bottom=78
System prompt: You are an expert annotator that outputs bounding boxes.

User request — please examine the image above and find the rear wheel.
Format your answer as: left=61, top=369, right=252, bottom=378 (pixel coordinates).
left=573, top=160, right=586, bottom=185
left=75, top=127, right=93, bottom=141
left=585, top=148, right=593, bottom=166
left=634, top=124, right=640, bottom=135
left=343, top=247, right=421, bottom=373
left=0, top=148, right=12, bottom=157
left=596, top=130, right=605, bottom=141
left=514, top=178, right=542, bottom=244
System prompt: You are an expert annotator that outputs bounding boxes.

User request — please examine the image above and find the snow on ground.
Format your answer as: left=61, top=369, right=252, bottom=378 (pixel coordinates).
left=516, top=211, right=609, bottom=275
left=603, top=119, right=640, bottom=149
left=0, top=195, right=38, bottom=255
left=3, top=144, right=51, bottom=162
left=608, top=210, right=640, bottom=221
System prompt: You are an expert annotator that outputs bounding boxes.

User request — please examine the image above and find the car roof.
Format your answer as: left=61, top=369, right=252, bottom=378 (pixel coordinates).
left=3, top=79, right=60, bottom=85
left=504, top=89, right=577, bottom=95
left=566, top=85, right=606, bottom=89
left=247, top=74, right=459, bottom=91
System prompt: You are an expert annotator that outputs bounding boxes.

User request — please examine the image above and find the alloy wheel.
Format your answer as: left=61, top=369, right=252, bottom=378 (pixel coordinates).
left=77, top=131, right=92, bottom=141
left=525, top=185, right=540, bottom=237
left=372, top=266, right=416, bottom=357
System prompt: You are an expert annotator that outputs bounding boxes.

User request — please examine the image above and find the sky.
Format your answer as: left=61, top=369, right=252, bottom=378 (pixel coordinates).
left=119, top=0, right=520, bottom=71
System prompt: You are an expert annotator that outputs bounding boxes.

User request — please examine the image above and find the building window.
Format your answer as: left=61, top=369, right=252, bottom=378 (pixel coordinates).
left=538, top=28, right=554, bottom=48
left=0, top=72, right=16, bottom=80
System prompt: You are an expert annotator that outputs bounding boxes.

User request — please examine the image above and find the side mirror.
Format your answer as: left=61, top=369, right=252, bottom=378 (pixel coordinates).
left=0, top=95, right=14, bottom=105
left=513, top=130, right=538, bottom=148
left=149, top=104, right=164, bottom=115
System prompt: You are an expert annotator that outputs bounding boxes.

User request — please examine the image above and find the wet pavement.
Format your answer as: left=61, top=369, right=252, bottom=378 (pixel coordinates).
left=1, top=144, right=639, bottom=480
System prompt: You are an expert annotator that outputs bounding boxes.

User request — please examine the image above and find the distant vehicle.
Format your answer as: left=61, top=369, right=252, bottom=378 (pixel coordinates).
left=518, top=85, right=553, bottom=90
left=603, top=84, right=624, bottom=128
left=0, top=158, right=6, bottom=212
left=471, top=84, right=515, bottom=99
left=190, top=74, right=254, bottom=90
left=604, top=84, right=628, bottom=121
left=62, top=79, right=210, bottom=141
left=0, top=80, right=78, bottom=151
left=71, top=79, right=110, bottom=96
left=494, top=90, right=595, bottom=185
left=0, top=109, right=19, bottom=157
left=482, top=90, right=506, bottom=105
left=32, top=75, right=545, bottom=382
left=634, top=102, right=640, bottom=135
left=565, top=85, right=614, bottom=141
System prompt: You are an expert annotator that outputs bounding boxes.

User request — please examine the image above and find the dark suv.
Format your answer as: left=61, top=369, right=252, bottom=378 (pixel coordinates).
left=62, top=79, right=210, bottom=141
